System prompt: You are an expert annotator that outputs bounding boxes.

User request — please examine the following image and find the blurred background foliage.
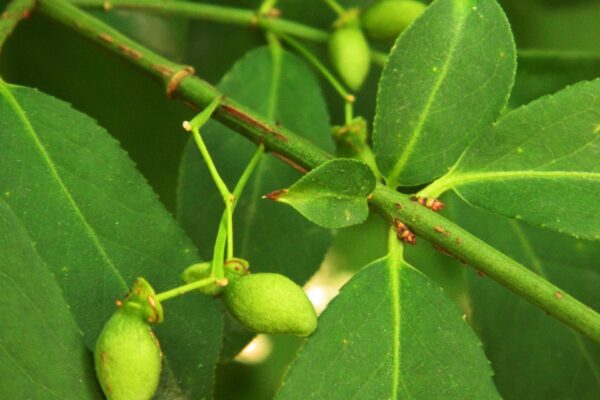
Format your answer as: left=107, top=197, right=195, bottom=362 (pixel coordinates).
left=1, top=0, right=599, bottom=399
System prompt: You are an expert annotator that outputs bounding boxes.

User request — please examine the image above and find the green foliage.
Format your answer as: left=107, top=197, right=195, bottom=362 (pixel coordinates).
left=2, top=0, right=600, bottom=399
left=178, top=46, right=333, bottom=358
left=426, top=79, right=600, bottom=240
left=273, top=159, right=376, bottom=228
left=0, top=198, right=101, bottom=399
left=0, top=82, right=222, bottom=398
left=447, top=194, right=600, bottom=399
left=277, top=257, right=500, bottom=399
left=178, top=47, right=333, bottom=283
left=373, top=0, right=516, bottom=186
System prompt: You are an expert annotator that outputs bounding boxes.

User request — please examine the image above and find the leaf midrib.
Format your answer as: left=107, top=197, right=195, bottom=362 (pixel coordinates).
left=389, top=256, right=413, bottom=399
left=0, top=84, right=127, bottom=289
left=387, top=2, right=468, bottom=186
left=441, top=170, right=600, bottom=192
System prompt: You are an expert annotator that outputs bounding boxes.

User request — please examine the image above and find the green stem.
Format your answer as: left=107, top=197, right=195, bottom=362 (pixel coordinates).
left=189, top=98, right=231, bottom=201
left=211, top=215, right=228, bottom=280
left=155, top=276, right=216, bottom=302
left=258, top=0, right=278, bottom=15
left=322, top=0, right=345, bottom=16
left=69, top=0, right=329, bottom=42
left=0, top=0, right=36, bottom=55
left=38, top=0, right=600, bottom=344
left=215, top=145, right=265, bottom=268
left=233, top=144, right=266, bottom=201
left=225, top=197, right=234, bottom=259
left=371, top=186, right=600, bottom=343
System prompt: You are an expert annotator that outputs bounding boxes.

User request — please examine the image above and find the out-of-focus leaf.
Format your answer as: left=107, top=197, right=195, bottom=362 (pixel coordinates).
left=511, top=50, right=600, bottom=107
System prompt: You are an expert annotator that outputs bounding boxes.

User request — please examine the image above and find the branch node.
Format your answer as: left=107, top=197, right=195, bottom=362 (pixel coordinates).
left=166, top=66, right=195, bottom=97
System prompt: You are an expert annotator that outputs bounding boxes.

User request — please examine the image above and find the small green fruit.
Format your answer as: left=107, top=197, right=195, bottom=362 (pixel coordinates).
left=362, top=0, right=427, bottom=41
left=94, top=309, right=162, bottom=400
left=222, top=273, right=317, bottom=336
left=95, top=278, right=163, bottom=400
left=328, top=25, right=371, bottom=91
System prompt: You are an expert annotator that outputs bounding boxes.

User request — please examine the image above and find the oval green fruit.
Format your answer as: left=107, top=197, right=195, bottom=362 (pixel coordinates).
left=328, top=25, right=371, bottom=91
left=222, top=273, right=317, bottom=336
left=94, top=309, right=162, bottom=400
left=362, top=0, right=427, bottom=41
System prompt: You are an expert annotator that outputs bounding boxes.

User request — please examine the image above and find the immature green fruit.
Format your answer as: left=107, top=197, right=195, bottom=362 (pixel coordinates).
left=328, top=25, right=371, bottom=91
left=362, top=0, right=427, bottom=41
left=222, top=273, right=317, bottom=336
left=94, top=309, right=162, bottom=400
left=94, top=278, right=163, bottom=400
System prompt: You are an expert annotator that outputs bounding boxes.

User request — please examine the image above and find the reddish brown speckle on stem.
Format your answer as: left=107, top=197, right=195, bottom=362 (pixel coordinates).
left=411, top=196, right=445, bottom=211
left=394, top=219, right=416, bottom=245
left=151, top=64, right=174, bottom=78
left=98, top=33, right=114, bottom=44
left=166, top=66, right=195, bottom=97
left=476, top=270, right=486, bottom=277
left=434, top=226, right=445, bottom=233
left=555, top=291, right=564, bottom=300
left=117, top=44, right=143, bottom=60
left=220, top=104, right=288, bottom=142
left=394, top=203, right=402, bottom=209
left=115, top=300, right=123, bottom=308
left=263, top=188, right=288, bottom=201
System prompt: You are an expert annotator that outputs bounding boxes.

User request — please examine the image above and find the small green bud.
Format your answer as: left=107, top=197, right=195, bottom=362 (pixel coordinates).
left=328, top=24, right=371, bottom=91
left=222, top=273, right=317, bottom=336
left=94, top=278, right=163, bottom=400
left=362, top=0, right=427, bottom=41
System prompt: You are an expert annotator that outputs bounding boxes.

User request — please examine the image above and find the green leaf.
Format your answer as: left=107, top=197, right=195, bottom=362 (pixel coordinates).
left=178, top=46, right=334, bottom=359
left=272, top=159, right=376, bottom=229
left=512, top=50, right=600, bottom=107
left=1, top=12, right=191, bottom=212
left=0, top=198, right=102, bottom=399
left=0, top=82, right=222, bottom=398
left=277, top=257, right=500, bottom=399
left=424, top=79, right=600, bottom=240
left=373, top=0, right=516, bottom=187
left=441, top=193, right=600, bottom=399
